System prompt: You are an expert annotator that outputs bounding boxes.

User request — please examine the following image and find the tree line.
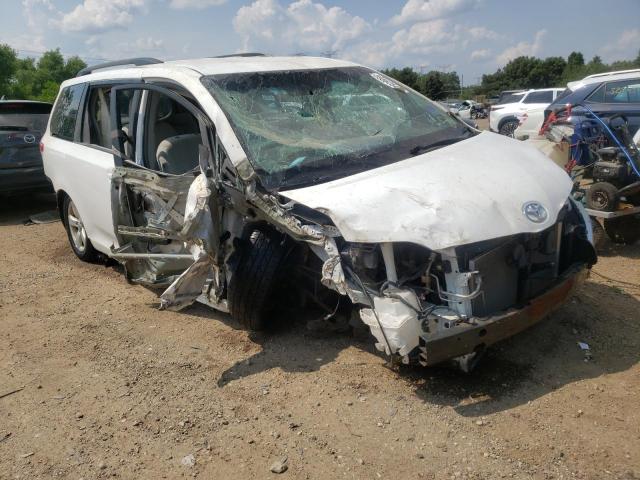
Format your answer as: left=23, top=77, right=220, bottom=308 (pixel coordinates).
left=1, top=43, right=640, bottom=104
left=0, top=44, right=87, bottom=103
left=384, top=50, right=640, bottom=100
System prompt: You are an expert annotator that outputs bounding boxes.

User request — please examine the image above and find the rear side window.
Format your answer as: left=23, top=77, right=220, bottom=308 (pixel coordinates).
left=523, top=91, right=554, bottom=104
left=588, top=79, right=640, bottom=104
left=50, top=84, right=85, bottom=141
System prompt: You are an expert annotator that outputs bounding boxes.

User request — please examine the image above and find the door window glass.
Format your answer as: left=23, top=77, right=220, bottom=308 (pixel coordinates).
left=50, top=84, right=85, bottom=141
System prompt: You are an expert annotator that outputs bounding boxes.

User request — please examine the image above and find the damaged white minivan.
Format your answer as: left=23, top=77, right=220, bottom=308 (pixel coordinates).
left=42, top=55, right=596, bottom=370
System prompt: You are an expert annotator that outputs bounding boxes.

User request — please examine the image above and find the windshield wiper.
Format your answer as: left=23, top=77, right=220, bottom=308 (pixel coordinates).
left=409, top=135, right=469, bottom=156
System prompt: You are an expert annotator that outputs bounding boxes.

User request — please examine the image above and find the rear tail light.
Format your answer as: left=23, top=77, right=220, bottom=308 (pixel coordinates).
left=39, top=142, right=44, bottom=153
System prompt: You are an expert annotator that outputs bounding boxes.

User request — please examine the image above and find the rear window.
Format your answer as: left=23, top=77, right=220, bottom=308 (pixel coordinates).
left=0, top=102, right=52, bottom=115
left=523, top=90, right=554, bottom=104
left=0, top=102, right=52, bottom=133
left=50, top=84, right=85, bottom=141
left=497, top=92, right=524, bottom=105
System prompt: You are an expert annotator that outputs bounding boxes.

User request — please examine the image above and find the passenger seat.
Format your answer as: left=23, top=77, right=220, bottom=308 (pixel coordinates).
left=156, top=133, right=201, bottom=175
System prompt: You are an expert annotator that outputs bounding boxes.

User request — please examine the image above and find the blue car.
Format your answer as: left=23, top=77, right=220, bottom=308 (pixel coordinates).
left=545, top=69, right=640, bottom=136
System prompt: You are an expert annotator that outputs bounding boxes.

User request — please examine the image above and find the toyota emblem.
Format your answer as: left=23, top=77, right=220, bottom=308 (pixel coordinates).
left=522, top=201, right=548, bottom=223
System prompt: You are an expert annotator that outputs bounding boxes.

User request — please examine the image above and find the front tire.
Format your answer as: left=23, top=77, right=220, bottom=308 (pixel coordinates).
left=498, top=119, right=519, bottom=137
left=228, top=227, right=292, bottom=331
left=63, top=195, right=99, bottom=262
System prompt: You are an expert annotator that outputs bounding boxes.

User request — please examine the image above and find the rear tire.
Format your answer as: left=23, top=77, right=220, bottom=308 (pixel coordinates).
left=62, top=195, right=99, bottom=262
left=228, top=227, right=292, bottom=331
left=586, top=182, right=619, bottom=212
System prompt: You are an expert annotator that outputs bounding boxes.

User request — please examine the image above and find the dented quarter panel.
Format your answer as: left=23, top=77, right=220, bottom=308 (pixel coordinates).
left=281, top=132, right=573, bottom=250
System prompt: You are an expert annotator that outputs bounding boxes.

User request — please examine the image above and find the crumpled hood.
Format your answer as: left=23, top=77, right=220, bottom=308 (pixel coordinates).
left=281, top=131, right=573, bottom=250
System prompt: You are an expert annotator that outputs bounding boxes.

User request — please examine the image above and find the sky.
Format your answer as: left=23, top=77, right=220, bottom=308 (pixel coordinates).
left=2, top=0, right=639, bottom=85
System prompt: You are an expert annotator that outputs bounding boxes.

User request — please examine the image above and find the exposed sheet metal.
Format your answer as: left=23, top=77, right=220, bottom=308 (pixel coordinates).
left=282, top=132, right=573, bottom=250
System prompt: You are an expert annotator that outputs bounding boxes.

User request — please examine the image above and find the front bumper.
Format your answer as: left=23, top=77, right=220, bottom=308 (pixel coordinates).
left=419, top=264, right=589, bottom=366
left=0, top=166, right=52, bottom=193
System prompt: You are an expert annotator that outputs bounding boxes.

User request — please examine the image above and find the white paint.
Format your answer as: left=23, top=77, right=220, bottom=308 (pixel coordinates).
left=359, top=288, right=422, bottom=357
left=43, top=138, right=118, bottom=255
left=282, top=132, right=573, bottom=251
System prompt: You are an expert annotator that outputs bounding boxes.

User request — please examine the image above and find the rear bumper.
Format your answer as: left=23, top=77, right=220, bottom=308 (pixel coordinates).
left=0, top=166, right=52, bottom=193
left=419, top=265, right=589, bottom=366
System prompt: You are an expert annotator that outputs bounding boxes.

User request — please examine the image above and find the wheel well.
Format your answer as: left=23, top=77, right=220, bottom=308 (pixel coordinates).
left=498, top=116, right=518, bottom=130
left=56, top=190, right=68, bottom=224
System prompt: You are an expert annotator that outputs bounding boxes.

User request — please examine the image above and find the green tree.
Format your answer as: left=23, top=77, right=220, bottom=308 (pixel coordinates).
left=416, top=71, right=447, bottom=100
left=382, top=67, right=420, bottom=90
left=567, top=51, right=585, bottom=68
left=0, top=44, right=18, bottom=98
left=37, top=49, right=66, bottom=83
left=64, top=56, right=86, bottom=78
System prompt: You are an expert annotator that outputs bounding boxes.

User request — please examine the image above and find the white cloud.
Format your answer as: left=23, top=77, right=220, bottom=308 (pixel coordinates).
left=496, top=29, right=546, bottom=65
left=600, top=29, right=640, bottom=61
left=22, top=0, right=57, bottom=29
left=470, top=48, right=490, bottom=60
left=468, top=26, right=500, bottom=41
left=169, top=0, right=226, bottom=9
left=58, top=0, right=146, bottom=33
left=234, top=0, right=370, bottom=54
left=390, top=0, right=479, bottom=26
left=390, top=19, right=458, bottom=55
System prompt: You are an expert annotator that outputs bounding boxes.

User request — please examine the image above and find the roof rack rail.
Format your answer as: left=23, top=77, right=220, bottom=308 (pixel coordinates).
left=76, top=57, right=163, bottom=77
left=213, top=53, right=266, bottom=58
left=583, top=68, right=640, bottom=80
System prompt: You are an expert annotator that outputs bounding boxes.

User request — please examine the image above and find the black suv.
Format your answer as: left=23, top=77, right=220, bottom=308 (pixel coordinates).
left=0, top=100, right=53, bottom=194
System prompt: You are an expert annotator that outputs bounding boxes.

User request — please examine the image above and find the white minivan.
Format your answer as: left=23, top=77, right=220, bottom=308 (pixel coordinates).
left=42, top=55, right=596, bottom=370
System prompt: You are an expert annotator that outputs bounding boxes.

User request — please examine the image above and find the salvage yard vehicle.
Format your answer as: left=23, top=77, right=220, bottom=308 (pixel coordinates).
left=0, top=100, right=53, bottom=194
left=42, top=55, right=597, bottom=370
left=490, top=88, right=564, bottom=136
left=544, top=69, right=640, bottom=137
left=536, top=102, right=640, bottom=247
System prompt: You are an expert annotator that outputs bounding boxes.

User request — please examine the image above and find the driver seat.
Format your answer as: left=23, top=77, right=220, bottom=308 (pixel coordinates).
left=156, top=134, right=201, bottom=175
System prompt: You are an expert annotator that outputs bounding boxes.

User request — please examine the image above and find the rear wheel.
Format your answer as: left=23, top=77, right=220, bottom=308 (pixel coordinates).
left=63, top=196, right=99, bottom=262
left=498, top=119, right=519, bottom=137
left=228, top=227, right=292, bottom=331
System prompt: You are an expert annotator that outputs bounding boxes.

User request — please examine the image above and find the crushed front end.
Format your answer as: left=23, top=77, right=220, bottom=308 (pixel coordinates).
left=333, top=199, right=596, bottom=367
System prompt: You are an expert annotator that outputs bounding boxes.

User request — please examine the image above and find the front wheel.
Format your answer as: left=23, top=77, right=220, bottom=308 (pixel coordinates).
left=228, top=227, right=292, bottom=331
left=498, top=119, right=519, bottom=137
left=63, top=195, right=99, bottom=262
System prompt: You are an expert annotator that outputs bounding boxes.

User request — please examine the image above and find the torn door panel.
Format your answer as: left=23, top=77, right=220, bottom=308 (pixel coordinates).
left=110, top=167, right=217, bottom=293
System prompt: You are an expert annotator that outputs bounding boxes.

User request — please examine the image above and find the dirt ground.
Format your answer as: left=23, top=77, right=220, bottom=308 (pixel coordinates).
left=1, top=191, right=639, bottom=480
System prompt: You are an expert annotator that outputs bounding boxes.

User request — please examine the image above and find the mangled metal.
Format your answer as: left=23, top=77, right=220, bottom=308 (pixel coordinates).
left=70, top=59, right=597, bottom=369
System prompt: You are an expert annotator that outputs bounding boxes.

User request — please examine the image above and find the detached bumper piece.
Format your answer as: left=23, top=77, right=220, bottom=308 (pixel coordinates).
left=418, top=266, right=588, bottom=366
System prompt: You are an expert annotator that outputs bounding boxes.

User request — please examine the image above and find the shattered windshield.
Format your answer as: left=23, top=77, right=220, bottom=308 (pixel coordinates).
left=202, top=67, right=472, bottom=190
